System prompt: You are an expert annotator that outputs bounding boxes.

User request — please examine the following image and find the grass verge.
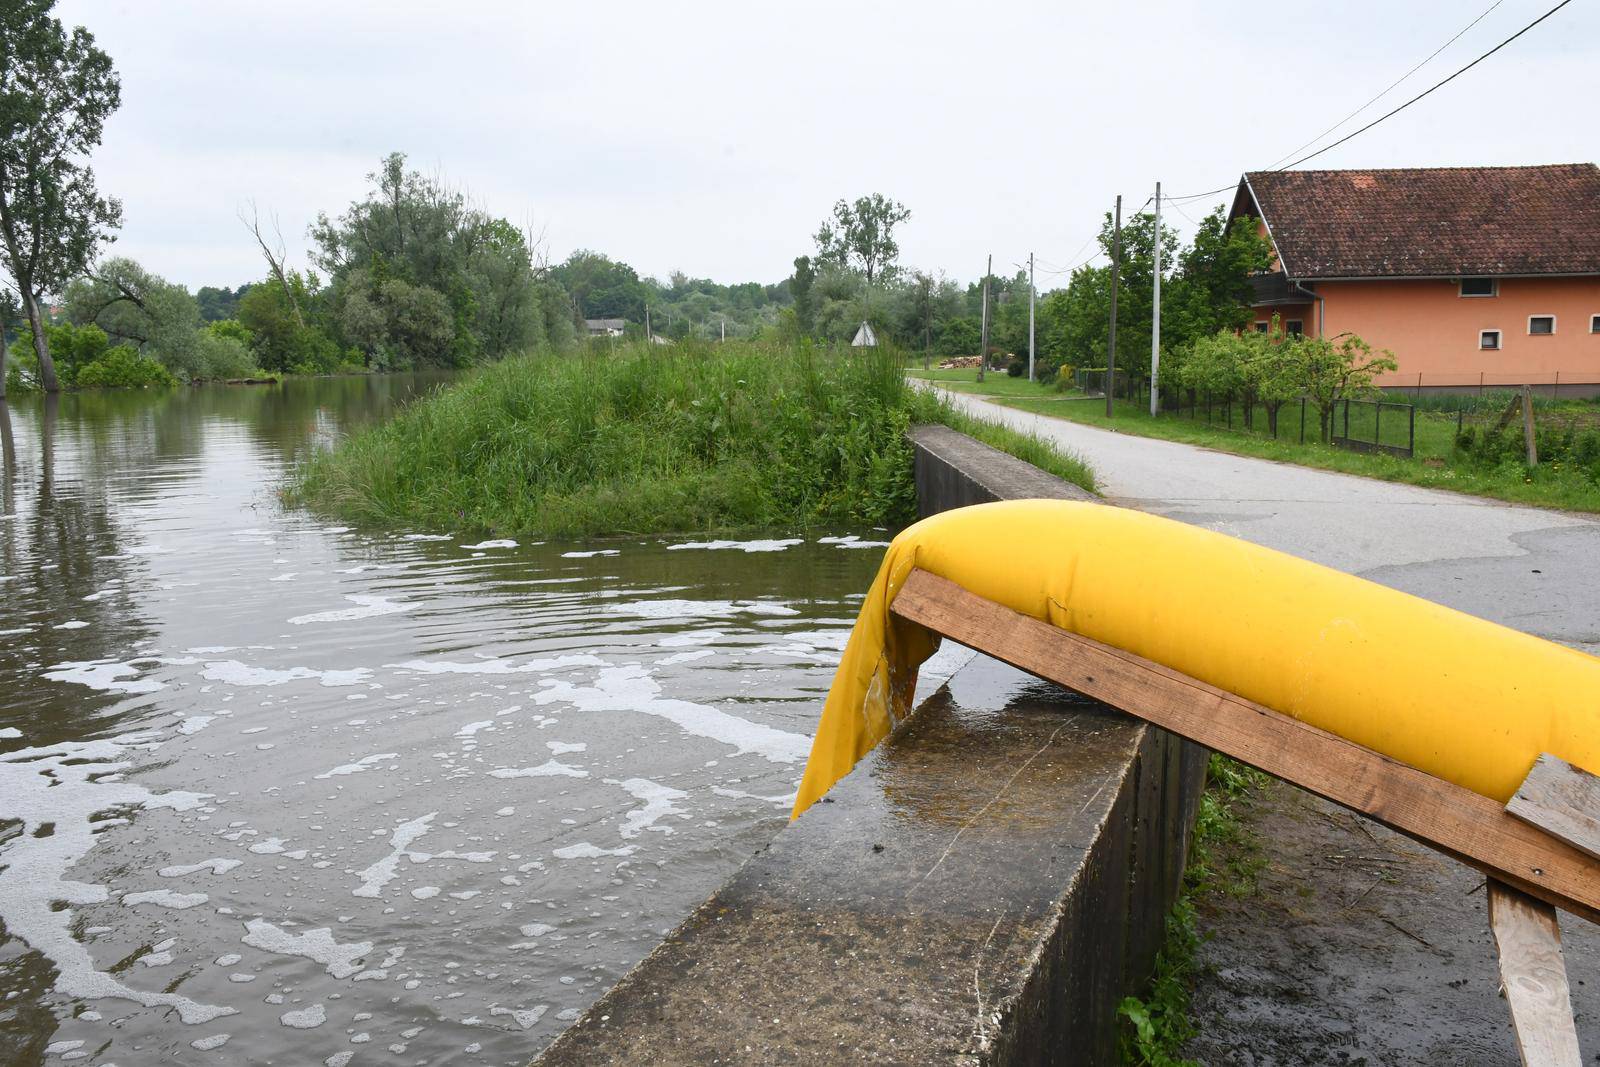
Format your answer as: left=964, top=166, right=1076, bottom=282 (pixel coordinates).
left=912, top=368, right=1600, bottom=513
left=1117, top=755, right=1268, bottom=1067
left=289, top=341, right=1094, bottom=538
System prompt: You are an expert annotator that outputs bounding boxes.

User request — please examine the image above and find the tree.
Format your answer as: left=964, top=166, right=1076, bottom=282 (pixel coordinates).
left=553, top=250, right=647, bottom=321
left=0, top=286, right=18, bottom=397
left=814, top=194, right=910, bottom=285
left=1300, top=332, right=1398, bottom=442
left=790, top=255, right=816, bottom=337
left=1164, top=207, right=1275, bottom=352
left=0, top=1, right=122, bottom=392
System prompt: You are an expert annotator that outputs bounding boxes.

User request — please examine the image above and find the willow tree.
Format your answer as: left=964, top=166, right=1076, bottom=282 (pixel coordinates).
left=0, top=1, right=122, bottom=393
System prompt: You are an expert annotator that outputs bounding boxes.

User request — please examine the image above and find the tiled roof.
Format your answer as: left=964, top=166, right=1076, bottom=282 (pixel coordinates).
left=1234, top=164, right=1600, bottom=279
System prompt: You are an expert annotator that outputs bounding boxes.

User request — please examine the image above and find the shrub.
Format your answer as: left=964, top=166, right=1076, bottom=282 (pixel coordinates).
left=1006, top=358, right=1025, bottom=378
left=75, top=345, right=178, bottom=389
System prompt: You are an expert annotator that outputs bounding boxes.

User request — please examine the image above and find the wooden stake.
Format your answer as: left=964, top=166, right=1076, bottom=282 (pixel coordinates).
left=889, top=568, right=1600, bottom=924
left=1508, top=754, right=1600, bottom=863
left=1522, top=384, right=1538, bottom=466
left=1488, top=880, right=1583, bottom=1066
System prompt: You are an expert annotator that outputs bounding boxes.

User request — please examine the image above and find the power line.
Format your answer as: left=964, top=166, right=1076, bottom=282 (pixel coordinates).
left=1260, top=0, right=1505, bottom=172
left=1163, top=0, right=1574, bottom=203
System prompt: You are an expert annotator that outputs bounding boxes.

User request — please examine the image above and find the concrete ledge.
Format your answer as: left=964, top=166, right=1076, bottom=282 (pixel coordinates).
left=535, top=659, right=1206, bottom=1065
left=533, top=427, right=1204, bottom=1065
left=909, top=424, right=1096, bottom=518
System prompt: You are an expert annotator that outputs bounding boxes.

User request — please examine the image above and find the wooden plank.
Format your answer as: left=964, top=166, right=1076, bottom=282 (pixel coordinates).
left=1488, top=880, right=1583, bottom=1067
left=890, top=568, right=1600, bottom=925
left=1508, top=754, right=1600, bottom=863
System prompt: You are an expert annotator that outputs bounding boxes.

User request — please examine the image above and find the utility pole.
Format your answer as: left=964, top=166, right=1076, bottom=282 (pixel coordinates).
left=645, top=305, right=651, bottom=341
left=977, top=253, right=991, bottom=383
left=1027, top=251, right=1036, bottom=383
left=1107, top=195, right=1122, bottom=419
left=1150, top=182, right=1162, bottom=416
left=720, top=318, right=726, bottom=343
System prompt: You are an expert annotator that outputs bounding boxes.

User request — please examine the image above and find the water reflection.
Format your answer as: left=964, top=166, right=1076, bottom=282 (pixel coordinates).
left=0, top=376, right=885, bottom=1066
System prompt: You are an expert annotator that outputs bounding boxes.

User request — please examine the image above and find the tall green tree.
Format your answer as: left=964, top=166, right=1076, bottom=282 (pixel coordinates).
left=814, top=194, right=910, bottom=285
left=789, top=255, right=816, bottom=337
left=0, top=0, right=121, bottom=393
left=1164, top=207, right=1276, bottom=351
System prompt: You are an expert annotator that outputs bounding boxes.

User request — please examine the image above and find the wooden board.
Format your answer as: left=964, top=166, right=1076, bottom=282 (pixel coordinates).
left=1508, top=754, right=1600, bottom=863
left=1488, top=880, right=1583, bottom=1066
left=890, top=568, right=1600, bottom=925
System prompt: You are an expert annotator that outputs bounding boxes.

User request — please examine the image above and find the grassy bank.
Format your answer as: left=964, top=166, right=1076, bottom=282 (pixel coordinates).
left=913, top=368, right=1600, bottom=513
left=289, top=341, right=1094, bottom=537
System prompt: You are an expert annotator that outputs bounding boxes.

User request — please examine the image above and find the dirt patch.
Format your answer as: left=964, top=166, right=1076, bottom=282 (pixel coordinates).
left=1184, top=779, right=1600, bottom=1064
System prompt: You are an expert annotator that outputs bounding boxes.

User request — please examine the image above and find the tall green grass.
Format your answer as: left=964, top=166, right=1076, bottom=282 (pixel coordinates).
left=289, top=340, right=1094, bottom=537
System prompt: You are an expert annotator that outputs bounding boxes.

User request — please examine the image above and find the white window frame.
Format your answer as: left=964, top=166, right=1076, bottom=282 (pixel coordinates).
left=1479, top=329, right=1501, bottom=351
left=1591, top=313, right=1600, bottom=333
left=1253, top=321, right=1269, bottom=334
left=1528, top=315, right=1556, bottom=336
left=1459, top=277, right=1497, bottom=298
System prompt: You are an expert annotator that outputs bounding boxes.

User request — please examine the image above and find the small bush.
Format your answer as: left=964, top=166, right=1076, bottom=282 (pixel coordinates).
left=75, top=345, right=178, bottom=389
left=1006, top=358, right=1025, bottom=378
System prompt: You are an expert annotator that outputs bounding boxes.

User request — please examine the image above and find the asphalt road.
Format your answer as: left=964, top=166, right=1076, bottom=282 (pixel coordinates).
left=933, top=387, right=1600, bottom=1062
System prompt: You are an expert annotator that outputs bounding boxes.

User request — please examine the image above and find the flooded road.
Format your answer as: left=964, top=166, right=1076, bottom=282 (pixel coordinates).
left=0, top=378, right=932, bottom=1065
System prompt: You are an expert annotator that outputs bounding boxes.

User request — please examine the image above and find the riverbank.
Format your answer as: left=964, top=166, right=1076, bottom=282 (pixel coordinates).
left=912, top=367, right=1600, bottom=513
left=291, top=342, right=1094, bottom=538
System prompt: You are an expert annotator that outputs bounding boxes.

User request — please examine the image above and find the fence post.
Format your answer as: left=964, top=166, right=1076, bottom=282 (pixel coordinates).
left=1343, top=399, right=1350, bottom=442
left=1409, top=404, right=1415, bottom=456
left=1299, top=398, right=1305, bottom=444
left=1375, top=403, right=1382, bottom=448
left=1554, top=371, right=1560, bottom=401
left=1456, top=408, right=1463, bottom=439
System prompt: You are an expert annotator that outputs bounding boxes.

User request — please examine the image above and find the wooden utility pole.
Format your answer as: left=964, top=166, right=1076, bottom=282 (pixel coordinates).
left=1107, top=196, right=1122, bottom=418
left=978, top=253, right=991, bottom=383
left=1027, top=252, right=1036, bottom=383
left=1150, top=182, right=1162, bottom=416
left=1521, top=384, right=1538, bottom=466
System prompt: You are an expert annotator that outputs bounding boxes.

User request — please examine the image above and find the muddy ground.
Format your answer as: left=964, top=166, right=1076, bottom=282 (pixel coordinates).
left=1184, top=780, right=1600, bottom=1065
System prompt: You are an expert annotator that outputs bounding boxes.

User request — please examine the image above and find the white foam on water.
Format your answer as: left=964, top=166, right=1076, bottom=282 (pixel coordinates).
left=123, top=889, right=209, bottom=910
left=288, top=595, right=415, bottom=625
left=491, top=1004, right=548, bottom=1029
left=201, top=660, right=372, bottom=688
left=241, top=919, right=372, bottom=979
left=455, top=721, right=494, bottom=738
left=43, top=660, right=165, bottom=694
left=518, top=922, right=556, bottom=938
left=552, top=842, right=636, bottom=860
left=817, top=534, right=892, bottom=548
left=658, top=631, right=725, bottom=647
left=410, top=886, right=440, bottom=900
left=536, top=664, right=811, bottom=764
left=159, top=858, right=243, bottom=878
left=609, top=778, right=689, bottom=838
left=352, top=813, right=435, bottom=898
left=656, top=649, right=716, bottom=666
left=54, top=620, right=90, bottom=630
left=0, top=740, right=235, bottom=1024
left=269, top=573, right=297, bottom=582
left=461, top=539, right=518, bottom=549
left=545, top=741, right=586, bottom=755
left=608, top=599, right=799, bottom=620
left=712, top=785, right=798, bottom=805
left=666, top=538, right=803, bottom=553
left=561, top=549, right=618, bottom=558
left=190, top=1033, right=231, bottom=1050
left=0, top=727, right=21, bottom=739
left=280, top=1003, right=327, bottom=1029
left=175, top=715, right=215, bottom=735
left=314, top=753, right=398, bottom=780
left=488, top=759, right=587, bottom=780
left=391, top=653, right=606, bottom=676
left=402, top=533, right=454, bottom=541
left=326, top=1053, right=355, bottom=1067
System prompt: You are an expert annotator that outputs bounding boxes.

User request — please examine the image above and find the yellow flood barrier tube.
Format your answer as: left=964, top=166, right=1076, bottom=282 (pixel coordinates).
left=793, top=499, right=1600, bottom=818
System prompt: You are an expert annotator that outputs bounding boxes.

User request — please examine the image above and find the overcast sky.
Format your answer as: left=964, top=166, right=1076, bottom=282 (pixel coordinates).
left=55, top=0, right=1599, bottom=292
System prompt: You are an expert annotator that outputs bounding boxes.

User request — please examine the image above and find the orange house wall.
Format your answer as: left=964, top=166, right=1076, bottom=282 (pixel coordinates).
left=1313, top=277, right=1600, bottom=387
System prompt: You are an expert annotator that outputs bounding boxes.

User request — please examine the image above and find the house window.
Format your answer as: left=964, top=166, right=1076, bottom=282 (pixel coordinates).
left=1459, top=277, right=1497, bottom=297
left=1480, top=330, right=1501, bottom=351
left=1253, top=321, right=1269, bottom=333
left=1285, top=320, right=1304, bottom=337
left=1591, top=314, right=1599, bottom=333
left=1529, top=315, right=1555, bottom=335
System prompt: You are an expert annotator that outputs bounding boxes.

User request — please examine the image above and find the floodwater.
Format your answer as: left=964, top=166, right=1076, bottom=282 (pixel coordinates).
left=0, top=377, right=935, bottom=1065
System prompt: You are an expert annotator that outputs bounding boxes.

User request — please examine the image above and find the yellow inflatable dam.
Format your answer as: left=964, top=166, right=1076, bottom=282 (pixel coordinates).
left=793, top=499, right=1600, bottom=818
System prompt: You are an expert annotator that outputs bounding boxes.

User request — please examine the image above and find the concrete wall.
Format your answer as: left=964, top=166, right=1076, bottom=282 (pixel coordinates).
left=533, top=426, right=1207, bottom=1066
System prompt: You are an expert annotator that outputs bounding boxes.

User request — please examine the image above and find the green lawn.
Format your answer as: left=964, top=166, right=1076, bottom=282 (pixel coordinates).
left=909, top=368, right=1600, bottom=513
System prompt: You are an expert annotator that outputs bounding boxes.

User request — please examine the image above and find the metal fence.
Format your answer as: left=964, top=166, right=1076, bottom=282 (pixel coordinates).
left=1165, top=390, right=1416, bottom=458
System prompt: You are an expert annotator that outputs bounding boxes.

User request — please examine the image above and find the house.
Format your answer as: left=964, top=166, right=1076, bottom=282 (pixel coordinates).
left=584, top=318, right=627, bottom=338
left=1227, top=164, right=1600, bottom=391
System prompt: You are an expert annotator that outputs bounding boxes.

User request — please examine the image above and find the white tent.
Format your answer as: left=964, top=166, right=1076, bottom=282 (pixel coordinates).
left=850, top=321, right=878, bottom=347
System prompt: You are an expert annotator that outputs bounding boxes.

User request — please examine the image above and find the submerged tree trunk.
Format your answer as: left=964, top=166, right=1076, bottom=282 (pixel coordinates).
left=23, top=290, right=58, bottom=393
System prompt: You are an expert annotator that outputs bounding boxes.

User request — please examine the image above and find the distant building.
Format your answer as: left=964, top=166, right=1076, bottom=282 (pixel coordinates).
left=850, top=321, right=878, bottom=347
left=1228, top=164, right=1600, bottom=390
left=584, top=318, right=627, bottom=338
